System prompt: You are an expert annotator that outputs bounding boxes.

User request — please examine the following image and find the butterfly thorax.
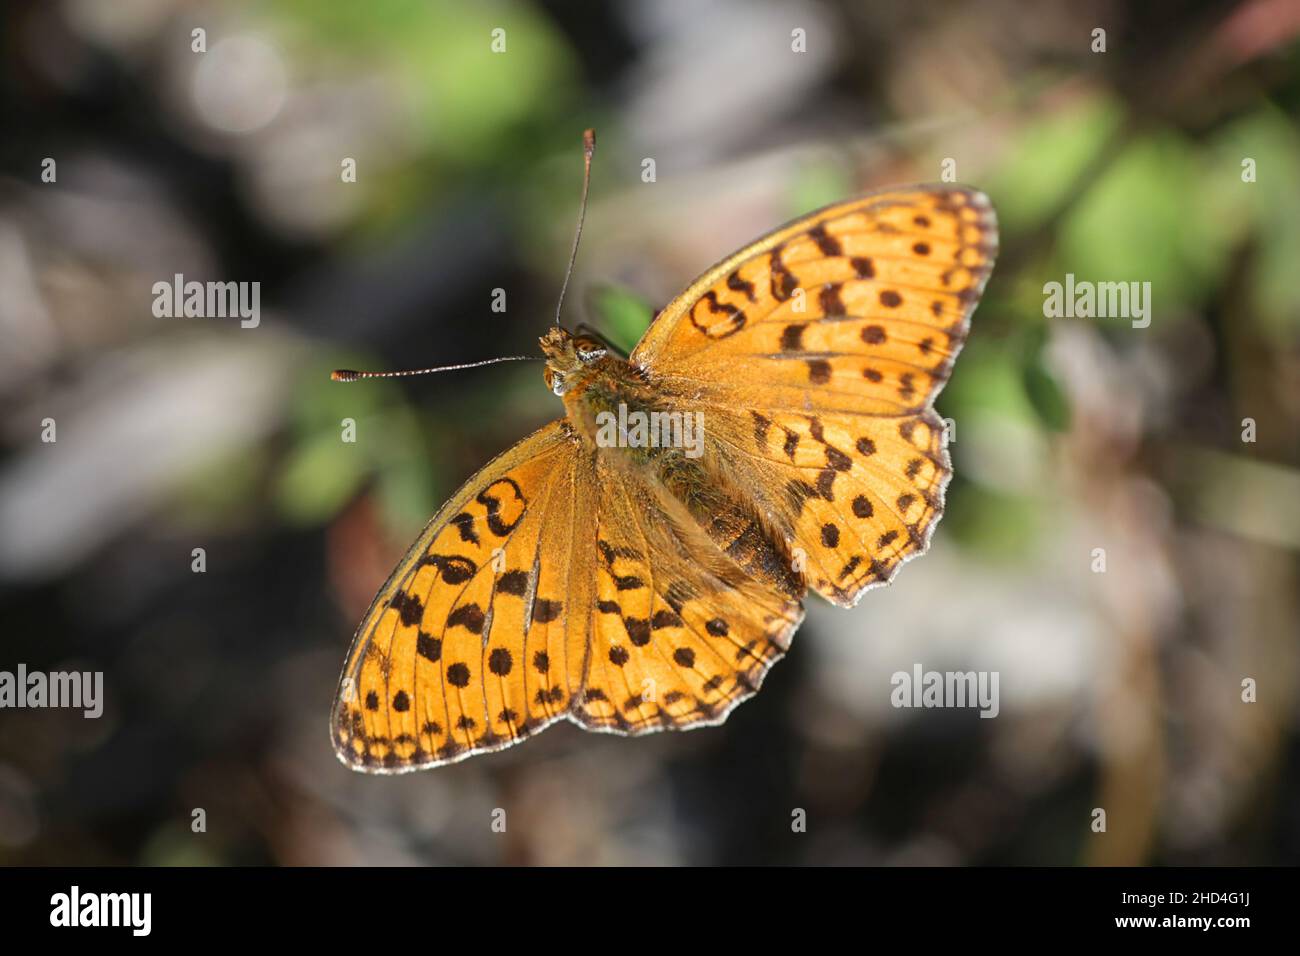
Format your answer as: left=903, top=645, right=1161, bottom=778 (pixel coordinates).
left=540, top=328, right=674, bottom=461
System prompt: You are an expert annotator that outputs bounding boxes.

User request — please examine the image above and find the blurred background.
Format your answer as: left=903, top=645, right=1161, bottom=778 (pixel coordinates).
left=1, top=0, right=1298, bottom=865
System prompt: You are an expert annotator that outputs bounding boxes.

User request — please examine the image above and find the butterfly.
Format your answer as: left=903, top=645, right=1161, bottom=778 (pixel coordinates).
left=331, top=170, right=997, bottom=772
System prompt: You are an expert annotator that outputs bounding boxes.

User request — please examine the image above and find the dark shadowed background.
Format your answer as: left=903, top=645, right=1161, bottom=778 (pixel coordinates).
left=1, top=0, right=1298, bottom=865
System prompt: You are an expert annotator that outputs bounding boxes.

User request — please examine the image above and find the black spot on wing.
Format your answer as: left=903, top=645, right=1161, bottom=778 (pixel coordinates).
left=447, top=603, right=485, bottom=634
left=389, top=591, right=424, bottom=627
left=727, top=269, right=756, bottom=301
left=781, top=323, right=807, bottom=352
left=450, top=512, right=479, bottom=545
left=808, top=223, right=842, bottom=257
left=497, top=569, right=529, bottom=595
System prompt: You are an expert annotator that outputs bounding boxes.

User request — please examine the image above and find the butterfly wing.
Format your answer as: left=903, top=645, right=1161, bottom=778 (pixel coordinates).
left=333, top=420, right=803, bottom=772
left=574, top=453, right=803, bottom=734
left=333, top=420, right=585, bottom=771
left=629, top=185, right=997, bottom=606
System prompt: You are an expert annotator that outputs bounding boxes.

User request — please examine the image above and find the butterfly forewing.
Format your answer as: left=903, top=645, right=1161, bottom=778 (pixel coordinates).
left=333, top=421, right=580, bottom=771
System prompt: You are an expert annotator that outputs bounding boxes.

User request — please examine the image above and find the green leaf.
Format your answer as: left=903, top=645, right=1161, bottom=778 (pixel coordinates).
left=584, top=283, right=654, bottom=353
left=1022, top=361, right=1071, bottom=432
left=275, top=429, right=370, bottom=525
left=942, top=479, right=1044, bottom=558
left=986, top=95, right=1125, bottom=234
left=787, top=157, right=853, bottom=216
left=1060, top=131, right=1223, bottom=315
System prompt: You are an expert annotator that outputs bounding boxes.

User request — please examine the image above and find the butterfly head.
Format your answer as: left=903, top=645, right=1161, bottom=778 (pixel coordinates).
left=540, top=327, right=608, bottom=396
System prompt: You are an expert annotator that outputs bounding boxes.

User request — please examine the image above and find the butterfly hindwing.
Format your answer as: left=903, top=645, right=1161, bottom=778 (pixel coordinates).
left=714, top=406, right=950, bottom=605
left=575, top=456, right=803, bottom=733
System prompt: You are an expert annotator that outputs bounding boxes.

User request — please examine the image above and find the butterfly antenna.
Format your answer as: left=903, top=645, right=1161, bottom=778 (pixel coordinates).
left=331, top=355, right=538, bottom=382
left=334, top=130, right=594, bottom=384
left=554, top=128, right=596, bottom=330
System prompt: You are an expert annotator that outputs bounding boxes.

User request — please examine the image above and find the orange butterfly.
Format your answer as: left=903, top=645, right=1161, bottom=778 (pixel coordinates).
left=331, top=133, right=997, bottom=772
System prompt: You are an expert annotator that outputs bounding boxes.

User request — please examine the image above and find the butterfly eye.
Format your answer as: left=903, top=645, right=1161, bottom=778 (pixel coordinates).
left=574, top=337, right=607, bottom=363
left=544, top=367, right=568, bottom=396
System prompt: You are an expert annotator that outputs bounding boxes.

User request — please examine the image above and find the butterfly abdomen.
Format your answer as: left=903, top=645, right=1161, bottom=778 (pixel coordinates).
left=644, top=438, right=805, bottom=600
